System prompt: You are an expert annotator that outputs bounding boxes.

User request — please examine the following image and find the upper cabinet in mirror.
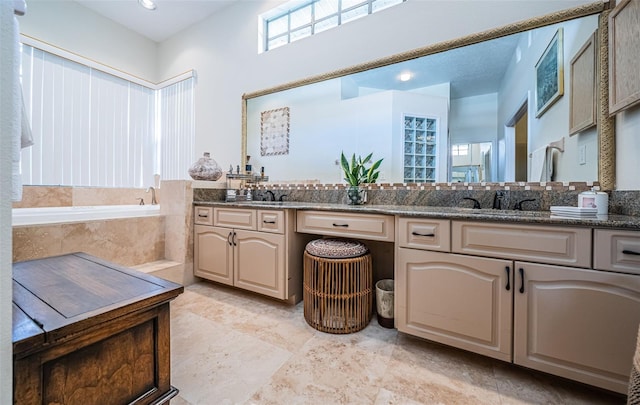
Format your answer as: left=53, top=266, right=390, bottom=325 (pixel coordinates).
left=243, top=2, right=614, bottom=189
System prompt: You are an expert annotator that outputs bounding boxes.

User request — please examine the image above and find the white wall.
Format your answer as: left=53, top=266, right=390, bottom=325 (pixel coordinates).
left=156, top=0, right=599, bottom=177
left=0, top=2, right=17, bottom=401
left=616, top=105, right=640, bottom=190
left=19, top=0, right=158, bottom=82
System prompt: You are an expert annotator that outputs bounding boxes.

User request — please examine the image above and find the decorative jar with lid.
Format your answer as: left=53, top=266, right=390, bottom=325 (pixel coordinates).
left=188, top=152, right=222, bottom=181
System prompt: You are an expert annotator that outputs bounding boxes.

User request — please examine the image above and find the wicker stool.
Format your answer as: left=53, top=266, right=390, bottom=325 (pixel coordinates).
left=303, top=238, right=373, bottom=334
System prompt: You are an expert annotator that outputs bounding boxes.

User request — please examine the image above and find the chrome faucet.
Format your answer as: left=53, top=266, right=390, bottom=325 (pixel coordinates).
left=146, top=187, right=158, bottom=205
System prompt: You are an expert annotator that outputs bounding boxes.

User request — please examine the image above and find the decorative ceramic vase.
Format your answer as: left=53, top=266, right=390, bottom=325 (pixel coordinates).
left=188, top=152, right=222, bottom=181
left=347, top=186, right=367, bottom=205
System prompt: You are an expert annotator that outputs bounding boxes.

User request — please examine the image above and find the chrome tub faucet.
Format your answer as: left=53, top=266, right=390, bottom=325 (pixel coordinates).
left=146, top=187, right=158, bottom=205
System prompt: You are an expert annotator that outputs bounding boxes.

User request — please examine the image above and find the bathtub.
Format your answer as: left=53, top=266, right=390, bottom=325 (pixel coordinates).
left=12, top=204, right=162, bottom=226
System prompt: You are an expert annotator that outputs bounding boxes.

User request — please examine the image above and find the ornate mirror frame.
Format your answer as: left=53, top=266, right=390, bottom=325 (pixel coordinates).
left=242, top=1, right=615, bottom=190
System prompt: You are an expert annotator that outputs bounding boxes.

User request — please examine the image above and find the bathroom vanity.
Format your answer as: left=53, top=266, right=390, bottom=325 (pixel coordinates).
left=193, top=206, right=312, bottom=303
left=193, top=202, right=640, bottom=394
left=12, top=253, right=183, bottom=405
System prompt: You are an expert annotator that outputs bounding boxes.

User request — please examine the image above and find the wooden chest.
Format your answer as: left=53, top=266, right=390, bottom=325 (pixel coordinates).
left=12, top=253, right=184, bottom=405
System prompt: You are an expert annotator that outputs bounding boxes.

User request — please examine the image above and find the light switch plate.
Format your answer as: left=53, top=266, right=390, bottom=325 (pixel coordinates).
left=579, top=145, right=587, bottom=165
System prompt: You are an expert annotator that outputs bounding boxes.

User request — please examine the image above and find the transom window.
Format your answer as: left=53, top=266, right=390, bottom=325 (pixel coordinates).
left=262, top=0, right=405, bottom=52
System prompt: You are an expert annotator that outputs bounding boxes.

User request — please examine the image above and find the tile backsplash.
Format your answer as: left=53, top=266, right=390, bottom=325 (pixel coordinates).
left=194, top=181, right=640, bottom=217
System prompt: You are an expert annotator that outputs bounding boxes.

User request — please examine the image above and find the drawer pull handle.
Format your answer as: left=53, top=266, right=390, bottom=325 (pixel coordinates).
left=227, top=232, right=233, bottom=246
left=622, top=249, right=640, bottom=256
left=232, top=232, right=237, bottom=246
left=333, top=223, right=349, bottom=227
left=198, top=214, right=209, bottom=218
left=519, top=268, right=525, bottom=294
left=505, top=266, right=511, bottom=291
left=263, top=220, right=276, bottom=224
left=411, top=231, right=435, bottom=237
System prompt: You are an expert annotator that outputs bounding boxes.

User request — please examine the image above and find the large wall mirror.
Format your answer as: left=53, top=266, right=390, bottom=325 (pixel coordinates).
left=243, top=2, right=614, bottom=189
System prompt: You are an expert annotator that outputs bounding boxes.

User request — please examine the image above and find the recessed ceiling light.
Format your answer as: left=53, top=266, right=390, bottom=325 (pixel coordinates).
left=399, top=72, right=412, bottom=82
left=138, top=0, right=157, bottom=11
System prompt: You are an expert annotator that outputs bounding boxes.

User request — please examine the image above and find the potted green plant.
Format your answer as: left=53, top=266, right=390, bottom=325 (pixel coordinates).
left=340, top=152, right=383, bottom=204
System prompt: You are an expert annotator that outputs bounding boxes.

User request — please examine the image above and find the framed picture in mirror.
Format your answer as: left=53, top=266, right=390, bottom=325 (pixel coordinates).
left=260, top=107, right=290, bottom=156
left=569, top=30, right=597, bottom=135
left=535, top=28, right=564, bottom=118
left=609, top=0, right=640, bottom=114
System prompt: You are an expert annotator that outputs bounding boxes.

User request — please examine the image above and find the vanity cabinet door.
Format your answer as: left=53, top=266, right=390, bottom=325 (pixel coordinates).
left=194, top=225, right=234, bottom=286
left=234, top=230, right=286, bottom=300
left=396, top=248, right=513, bottom=361
left=514, top=262, right=640, bottom=394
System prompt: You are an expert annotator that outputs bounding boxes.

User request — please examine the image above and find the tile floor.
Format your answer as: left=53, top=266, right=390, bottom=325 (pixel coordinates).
left=169, top=282, right=627, bottom=405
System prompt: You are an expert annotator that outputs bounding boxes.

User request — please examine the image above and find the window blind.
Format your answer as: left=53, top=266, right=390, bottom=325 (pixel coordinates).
left=19, top=44, right=194, bottom=187
left=158, top=77, right=195, bottom=181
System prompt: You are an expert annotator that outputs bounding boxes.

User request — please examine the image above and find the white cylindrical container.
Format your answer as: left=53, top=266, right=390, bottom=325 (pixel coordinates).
left=578, top=190, right=608, bottom=216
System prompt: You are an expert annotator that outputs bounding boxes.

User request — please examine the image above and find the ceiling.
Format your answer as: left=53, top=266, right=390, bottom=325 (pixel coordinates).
left=73, top=0, right=240, bottom=42
left=349, top=34, right=521, bottom=100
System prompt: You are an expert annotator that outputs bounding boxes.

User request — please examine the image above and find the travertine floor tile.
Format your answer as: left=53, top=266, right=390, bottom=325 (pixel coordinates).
left=249, top=322, right=397, bottom=404
left=170, top=282, right=626, bottom=405
left=171, top=309, right=291, bottom=404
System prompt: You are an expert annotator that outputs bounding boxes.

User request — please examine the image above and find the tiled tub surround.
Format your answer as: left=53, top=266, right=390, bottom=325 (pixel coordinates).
left=12, top=185, right=158, bottom=208
left=12, top=215, right=165, bottom=266
left=11, top=181, right=197, bottom=286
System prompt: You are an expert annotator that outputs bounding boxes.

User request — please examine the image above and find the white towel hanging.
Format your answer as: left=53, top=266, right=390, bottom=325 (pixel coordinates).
left=529, top=146, right=549, bottom=181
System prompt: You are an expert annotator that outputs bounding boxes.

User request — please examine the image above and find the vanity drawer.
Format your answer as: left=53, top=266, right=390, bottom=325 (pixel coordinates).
left=257, top=210, right=285, bottom=234
left=397, top=217, right=450, bottom=252
left=296, top=210, right=394, bottom=242
left=452, top=221, right=592, bottom=268
left=214, top=208, right=256, bottom=230
left=194, top=206, right=213, bottom=225
left=594, top=229, right=640, bottom=275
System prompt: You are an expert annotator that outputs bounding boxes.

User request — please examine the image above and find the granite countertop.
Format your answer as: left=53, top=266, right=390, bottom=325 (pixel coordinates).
left=194, top=201, right=640, bottom=230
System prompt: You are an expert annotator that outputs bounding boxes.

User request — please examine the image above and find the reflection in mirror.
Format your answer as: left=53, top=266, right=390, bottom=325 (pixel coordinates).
left=451, top=142, right=492, bottom=183
left=244, top=4, right=611, bottom=186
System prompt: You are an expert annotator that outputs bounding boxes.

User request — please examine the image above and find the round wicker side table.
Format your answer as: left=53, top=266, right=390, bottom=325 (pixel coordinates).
left=303, top=238, right=373, bottom=334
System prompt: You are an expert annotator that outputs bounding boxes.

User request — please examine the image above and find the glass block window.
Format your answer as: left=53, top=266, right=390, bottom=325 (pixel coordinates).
left=262, top=0, right=405, bottom=52
left=403, top=114, right=438, bottom=183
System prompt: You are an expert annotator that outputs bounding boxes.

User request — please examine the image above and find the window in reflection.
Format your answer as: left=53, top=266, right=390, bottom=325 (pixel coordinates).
left=451, top=142, right=492, bottom=183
